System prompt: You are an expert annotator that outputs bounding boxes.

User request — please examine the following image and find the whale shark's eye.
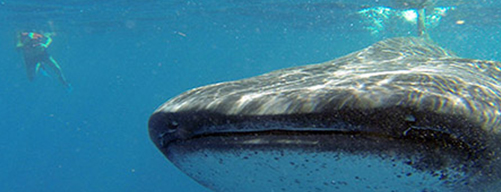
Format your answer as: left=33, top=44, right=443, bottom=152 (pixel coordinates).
left=167, top=121, right=179, bottom=132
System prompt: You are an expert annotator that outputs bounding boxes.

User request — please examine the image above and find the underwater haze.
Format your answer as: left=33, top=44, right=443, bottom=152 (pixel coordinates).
left=0, top=0, right=500, bottom=192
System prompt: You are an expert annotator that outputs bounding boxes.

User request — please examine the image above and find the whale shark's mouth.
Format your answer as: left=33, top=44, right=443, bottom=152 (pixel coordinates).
left=148, top=108, right=497, bottom=192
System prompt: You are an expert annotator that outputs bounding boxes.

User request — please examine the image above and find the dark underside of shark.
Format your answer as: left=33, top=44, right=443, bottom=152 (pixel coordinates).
left=149, top=37, right=501, bottom=192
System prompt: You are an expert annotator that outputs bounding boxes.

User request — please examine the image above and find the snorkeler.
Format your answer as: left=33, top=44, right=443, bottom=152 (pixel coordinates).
left=17, top=32, right=71, bottom=91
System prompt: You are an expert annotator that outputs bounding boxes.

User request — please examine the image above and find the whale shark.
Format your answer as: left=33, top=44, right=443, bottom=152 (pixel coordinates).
left=149, top=37, right=501, bottom=191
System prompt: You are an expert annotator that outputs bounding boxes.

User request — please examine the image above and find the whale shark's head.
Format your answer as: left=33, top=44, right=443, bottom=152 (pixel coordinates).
left=149, top=37, right=501, bottom=192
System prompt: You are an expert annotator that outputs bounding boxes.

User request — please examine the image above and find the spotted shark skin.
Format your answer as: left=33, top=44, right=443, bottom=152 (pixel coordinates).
left=149, top=37, right=501, bottom=192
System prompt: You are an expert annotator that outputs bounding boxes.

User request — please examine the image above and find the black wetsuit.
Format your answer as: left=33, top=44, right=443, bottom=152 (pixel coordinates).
left=18, top=32, right=71, bottom=90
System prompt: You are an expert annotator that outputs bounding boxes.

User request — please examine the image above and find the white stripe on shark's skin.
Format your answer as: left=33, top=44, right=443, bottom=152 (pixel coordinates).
left=149, top=37, right=501, bottom=192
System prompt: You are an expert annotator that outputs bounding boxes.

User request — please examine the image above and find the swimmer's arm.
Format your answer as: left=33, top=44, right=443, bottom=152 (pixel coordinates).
left=16, top=41, right=24, bottom=48
left=40, top=36, right=52, bottom=48
left=16, top=34, right=24, bottom=48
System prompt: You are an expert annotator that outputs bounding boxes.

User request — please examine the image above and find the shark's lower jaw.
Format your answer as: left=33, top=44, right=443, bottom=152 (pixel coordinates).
left=159, top=132, right=492, bottom=192
left=149, top=110, right=500, bottom=192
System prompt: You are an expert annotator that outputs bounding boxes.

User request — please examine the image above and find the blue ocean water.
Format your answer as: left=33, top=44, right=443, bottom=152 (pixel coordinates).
left=0, top=1, right=499, bottom=192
